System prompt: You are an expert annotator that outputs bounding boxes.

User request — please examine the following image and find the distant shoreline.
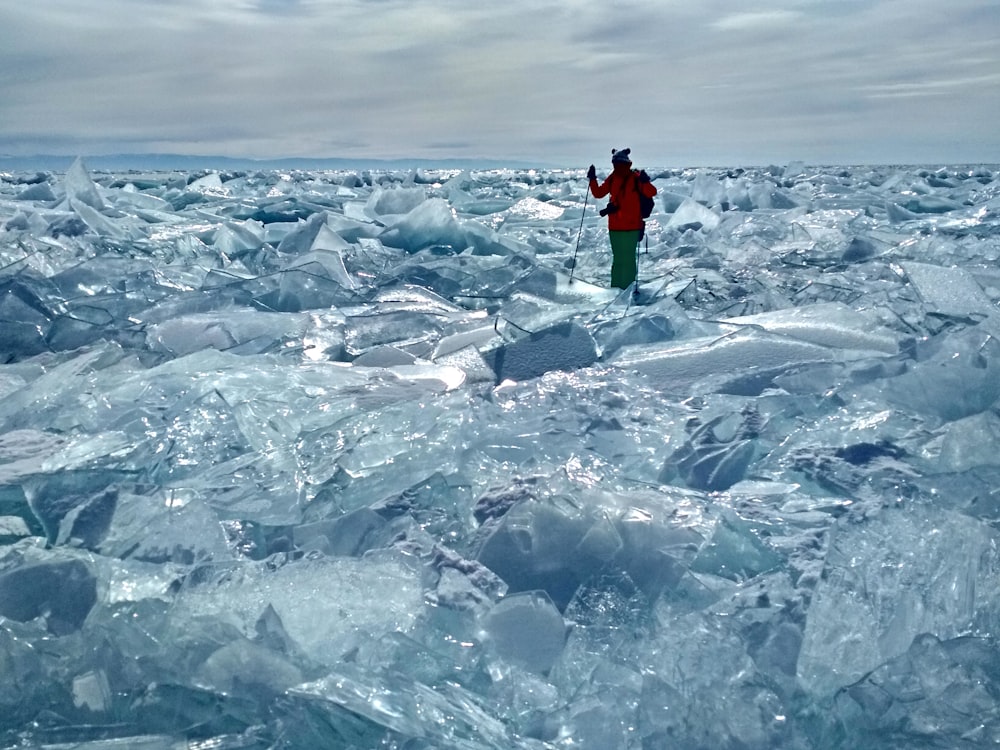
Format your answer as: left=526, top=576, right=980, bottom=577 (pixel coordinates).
left=1, top=154, right=996, bottom=174
left=0, top=153, right=550, bottom=173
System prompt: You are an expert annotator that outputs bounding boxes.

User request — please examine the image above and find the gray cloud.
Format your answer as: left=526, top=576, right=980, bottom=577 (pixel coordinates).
left=0, top=0, right=996, bottom=165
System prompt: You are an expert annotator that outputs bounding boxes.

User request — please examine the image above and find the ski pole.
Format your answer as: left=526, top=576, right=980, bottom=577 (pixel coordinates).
left=633, top=232, right=641, bottom=298
left=570, top=189, right=588, bottom=284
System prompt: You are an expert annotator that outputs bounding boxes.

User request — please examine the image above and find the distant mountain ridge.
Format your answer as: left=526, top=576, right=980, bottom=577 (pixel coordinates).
left=0, top=153, right=549, bottom=172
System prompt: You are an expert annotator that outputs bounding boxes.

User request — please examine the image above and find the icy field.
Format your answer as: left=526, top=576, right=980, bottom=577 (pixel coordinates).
left=2, top=158, right=1000, bottom=749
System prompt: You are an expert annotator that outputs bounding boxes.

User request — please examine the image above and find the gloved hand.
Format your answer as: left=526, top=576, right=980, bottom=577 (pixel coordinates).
left=637, top=169, right=650, bottom=183
left=587, top=165, right=596, bottom=180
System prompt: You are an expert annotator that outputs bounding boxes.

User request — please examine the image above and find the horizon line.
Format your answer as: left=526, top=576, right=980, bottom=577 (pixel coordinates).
left=2, top=152, right=997, bottom=173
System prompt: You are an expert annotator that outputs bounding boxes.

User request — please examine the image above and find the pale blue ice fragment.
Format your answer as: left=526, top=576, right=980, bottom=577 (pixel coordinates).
left=661, top=410, right=761, bottom=492
left=691, top=171, right=727, bottom=206
left=146, top=310, right=309, bottom=357
left=70, top=198, right=130, bottom=239
left=293, top=508, right=388, bottom=556
left=195, top=637, right=304, bottom=695
left=886, top=201, right=924, bottom=223
left=902, top=261, right=997, bottom=319
left=901, top=194, right=963, bottom=213
left=475, top=497, right=594, bottom=610
left=70, top=668, right=112, bottom=713
left=186, top=171, right=227, bottom=196
left=62, top=157, right=106, bottom=210
left=873, top=328, right=1000, bottom=421
left=593, top=311, right=679, bottom=358
left=379, top=197, right=469, bottom=252
left=0, top=277, right=53, bottom=359
left=46, top=305, right=118, bottom=351
left=724, top=302, right=898, bottom=354
left=689, top=515, right=782, bottom=580
left=431, top=324, right=502, bottom=361
left=611, top=328, right=835, bottom=395
left=276, top=211, right=346, bottom=255
left=212, top=220, right=265, bottom=256
left=0, top=514, right=32, bottom=542
left=173, top=556, right=424, bottom=662
left=256, top=267, right=358, bottom=312
left=483, top=590, right=566, bottom=674
left=783, top=160, right=807, bottom=178
left=112, top=183, right=174, bottom=213
left=100, top=490, right=232, bottom=564
left=286, top=246, right=356, bottom=290
left=352, top=345, right=417, bottom=367
left=833, top=634, right=1000, bottom=745
left=24, top=477, right=117, bottom=548
left=344, top=308, right=444, bottom=354
left=365, top=185, right=427, bottom=220
left=288, top=662, right=523, bottom=748
left=933, top=410, right=1000, bottom=472
left=797, top=505, right=1000, bottom=697
left=17, top=181, right=57, bottom=203
left=666, top=197, right=721, bottom=232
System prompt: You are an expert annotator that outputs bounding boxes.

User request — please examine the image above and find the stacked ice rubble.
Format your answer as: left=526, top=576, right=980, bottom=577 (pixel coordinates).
left=0, top=159, right=999, bottom=748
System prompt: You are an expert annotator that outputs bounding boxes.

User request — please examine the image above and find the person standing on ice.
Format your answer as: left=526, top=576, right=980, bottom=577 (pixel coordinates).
left=587, top=148, right=657, bottom=290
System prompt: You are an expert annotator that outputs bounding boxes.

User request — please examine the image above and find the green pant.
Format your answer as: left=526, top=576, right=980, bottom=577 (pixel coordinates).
left=609, top=230, right=640, bottom=289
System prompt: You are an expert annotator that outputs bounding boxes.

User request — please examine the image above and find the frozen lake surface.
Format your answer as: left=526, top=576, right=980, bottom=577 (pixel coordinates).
left=1, top=159, right=1000, bottom=748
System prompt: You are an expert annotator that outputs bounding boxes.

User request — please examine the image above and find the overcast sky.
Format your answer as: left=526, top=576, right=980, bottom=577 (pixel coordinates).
left=2, top=0, right=998, bottom=167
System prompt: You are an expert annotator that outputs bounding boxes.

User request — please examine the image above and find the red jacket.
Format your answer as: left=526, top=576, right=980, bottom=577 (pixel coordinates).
left=590, top=167, right=657, bottom=232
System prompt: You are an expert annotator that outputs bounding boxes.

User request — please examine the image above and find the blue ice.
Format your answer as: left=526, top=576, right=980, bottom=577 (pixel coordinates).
left=0, top=159, right=999, bottom=749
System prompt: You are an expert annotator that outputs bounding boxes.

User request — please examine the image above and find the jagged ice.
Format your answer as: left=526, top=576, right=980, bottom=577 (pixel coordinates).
left=1, top=157, right=1000, bottom=748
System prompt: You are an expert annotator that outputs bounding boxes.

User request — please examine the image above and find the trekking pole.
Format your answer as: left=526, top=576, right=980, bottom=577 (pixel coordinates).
left=570, top=189, right=588, bottom=284
left=632, top=222, right=649, bottom=298
left=633, top=230, right=641, bottom=298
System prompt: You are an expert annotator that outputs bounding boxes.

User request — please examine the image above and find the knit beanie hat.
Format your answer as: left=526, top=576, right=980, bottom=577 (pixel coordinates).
left=611, top=148, right=632, bottom=164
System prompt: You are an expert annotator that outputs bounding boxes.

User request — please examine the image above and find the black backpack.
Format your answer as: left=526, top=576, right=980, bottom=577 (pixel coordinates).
left=635, top=172, right=654, bottom=219
left=634, top=172, right=654, bottom=244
